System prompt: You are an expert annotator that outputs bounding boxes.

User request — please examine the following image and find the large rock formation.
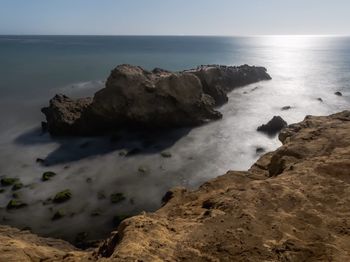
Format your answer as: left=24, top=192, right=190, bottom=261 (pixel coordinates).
left=42, top=64, right=271, bottom=136
left=2, top=110, right=350, bottom=261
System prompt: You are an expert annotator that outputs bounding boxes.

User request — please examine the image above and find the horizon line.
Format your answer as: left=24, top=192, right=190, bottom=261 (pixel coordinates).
left=0, top=34, right=349, bottom=37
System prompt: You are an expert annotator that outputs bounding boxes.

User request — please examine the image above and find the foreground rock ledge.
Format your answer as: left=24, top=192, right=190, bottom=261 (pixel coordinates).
left=2, top=110, right=350, bottom=261
left=42, top=64, right=271, bottom=136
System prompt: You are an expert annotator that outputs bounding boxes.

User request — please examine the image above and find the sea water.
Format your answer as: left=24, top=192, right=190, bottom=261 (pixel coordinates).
left=0, top=35, right=349, bottom=243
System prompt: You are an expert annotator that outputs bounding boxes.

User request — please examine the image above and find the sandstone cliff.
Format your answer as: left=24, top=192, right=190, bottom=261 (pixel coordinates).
left=1, top=110, right=350, bottom=261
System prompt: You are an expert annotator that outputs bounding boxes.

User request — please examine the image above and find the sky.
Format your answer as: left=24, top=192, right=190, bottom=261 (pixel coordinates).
left=0, top=0, right=350, bottom=35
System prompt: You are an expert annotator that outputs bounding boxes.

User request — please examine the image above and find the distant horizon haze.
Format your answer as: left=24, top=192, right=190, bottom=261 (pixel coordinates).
left=1, top=0, right=350, bottom=35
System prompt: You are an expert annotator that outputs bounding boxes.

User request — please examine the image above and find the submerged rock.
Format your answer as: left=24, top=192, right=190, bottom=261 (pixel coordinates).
left=257, top=116, right=288, bottom=136
left=1, top=177, right=19, bottom=187
left=281, top=106, right=292, bottom=111
left=7, top=199, right=27, bottom=210
left=53, top=190, right=72, bottom=203
left=42, top=171, right=57, bottom=181
left=11, top=183, right=23, bottom=191
left=160, top=151, right=172, bottom=158
left=52, top=209, right=65, bottom=220
left=110, top=193, right=126, bottom=204
left=42, top=64, right=271, bottom=136
left=335, top=91, right=343, bottom=96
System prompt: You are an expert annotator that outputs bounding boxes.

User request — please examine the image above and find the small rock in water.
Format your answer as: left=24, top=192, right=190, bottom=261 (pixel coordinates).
left=257, top=116, right=288, bottom=136
left=138, top=166, right=149, bottom=174
left=110, top=193, right=126, bottom=204
left=256, top=147, right=265, bottom=154
left=7, top=199, right=27, bottom=210
left=281, top=106, right=292, bottom=111
left=119, top=150, right=128, bottom=156
left=52, top=209, right=65, bottom=220
left=161, top=151, right=172, bottom=158
left=42, top=171, right=57, bottom=181
left=317, top=98, right=323, bottom=102
left=1, top=177, right=19, bottom=187
left=36, top=158, right=45, bottom=164
left=0, top=189, right=5, bottom=193
left=86, top=177, right=92, bottom=183
left=334, top=91, right=343, bottom=96
left=12, top=192, right=20, bottom=199
left=12, top=183, right=23, bottom=191
left=53, top=189, right=72, bottom=203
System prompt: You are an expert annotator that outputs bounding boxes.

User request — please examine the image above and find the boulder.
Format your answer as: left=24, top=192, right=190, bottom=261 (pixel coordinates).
left=257, top=116, right=288, bottom=136
left=42, top=64, right=271, bottom=136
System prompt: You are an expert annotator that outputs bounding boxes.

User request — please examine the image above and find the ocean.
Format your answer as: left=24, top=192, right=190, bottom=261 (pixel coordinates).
left=0, top=35, right=349, bottom=244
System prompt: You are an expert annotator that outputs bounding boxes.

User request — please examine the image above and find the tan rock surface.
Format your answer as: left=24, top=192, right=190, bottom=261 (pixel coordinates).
left=1, top=110, right=350, bottom=261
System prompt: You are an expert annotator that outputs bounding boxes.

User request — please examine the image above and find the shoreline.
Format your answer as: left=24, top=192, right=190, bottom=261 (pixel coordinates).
left=1, top=110, right=349, bottom=260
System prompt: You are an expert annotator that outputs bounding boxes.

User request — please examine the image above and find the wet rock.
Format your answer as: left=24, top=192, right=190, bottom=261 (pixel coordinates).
left=86, top=177, right=92, bottom=184
left=0, top=189, right=5, bottom=194
left=36, top=158, right=45, bottom=164
left=257, top=116, right=288, bottom=136
left=53, top=190, right=72, bottom=203
left=281, top=106, right=292, bottom=111
left=138, top=166, right=149, bottom=174
left=7, top=199, right=27, bottom=210
left=335, top=91, right=343, bottom=96
left=317, top=98, right=323, bottom=102
left=79, top=141, right=90, bottom=148
left=52, top=209, right=65, bottom=220
left=256, top=147, right=265, bottom=154
left=42, top=171, right=57, bottom=181
left=118, top=150, right=127, bottom=156
left=12, top=183, right=23, bottom=191
left=110, top=193, right=126, bottom=204
left=90, top=210, right=102, bottom=217
left=41, top=121, right=48, bottom=132
left=12, top=193, right=20, bottom=199
left=1, top=177, right=18, bottom=187
left=161, top=151, right=172, bottom=158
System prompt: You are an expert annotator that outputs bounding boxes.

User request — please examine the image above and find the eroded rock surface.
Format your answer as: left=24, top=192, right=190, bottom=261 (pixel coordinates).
left=2, top=111, right=350, bottom=261
left=42, top=64, right=271, bottom=136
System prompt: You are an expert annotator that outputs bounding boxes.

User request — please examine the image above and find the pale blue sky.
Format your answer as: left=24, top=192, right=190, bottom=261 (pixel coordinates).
left=1, top=0, right=350, bottom=35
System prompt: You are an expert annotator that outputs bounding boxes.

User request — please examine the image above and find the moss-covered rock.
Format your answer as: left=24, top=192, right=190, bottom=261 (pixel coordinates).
left=110, top=193, right=126, bottom=204
left=52, top=209, right=65, bottom=220
left=12, top=183, right=23, bottom=191
left=42, top=171, right=57, bottom=181
left=1, top=177, right=19, bottom=187
left=53, top=189, right=72, bottom=203
left=7, top=199, right=27, bottom=209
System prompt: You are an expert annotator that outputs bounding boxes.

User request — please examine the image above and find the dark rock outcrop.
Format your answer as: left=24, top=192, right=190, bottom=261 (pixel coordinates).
left=257, top=116, right=288, bottom=136
left=187, top=64, right=271, bottom=106
left=42, top=64, right=271, bottom=136
left=335, top=91, right=343, bottom=96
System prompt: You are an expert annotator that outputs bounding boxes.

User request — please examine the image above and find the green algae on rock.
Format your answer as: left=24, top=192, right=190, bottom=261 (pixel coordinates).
left=53, top=190, right=72, bottom=203
left=7, top=199, right=27, bottom=209
left=42, top=171, right=57, bottom=181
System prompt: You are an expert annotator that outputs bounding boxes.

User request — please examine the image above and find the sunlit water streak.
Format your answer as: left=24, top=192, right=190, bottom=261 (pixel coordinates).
left=0, top=36, right=349, bottom=243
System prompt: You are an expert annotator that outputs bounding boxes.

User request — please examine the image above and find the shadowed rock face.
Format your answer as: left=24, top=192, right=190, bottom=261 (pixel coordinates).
left=2, top=110, right=350, bottom=261
left=41, top=64, right=271, bottom=136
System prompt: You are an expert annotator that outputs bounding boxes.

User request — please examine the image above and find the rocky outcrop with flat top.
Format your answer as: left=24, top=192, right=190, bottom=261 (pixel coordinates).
left=1, top=110, right=350, bottom=261
left=41, top=64, right=271, bottom=136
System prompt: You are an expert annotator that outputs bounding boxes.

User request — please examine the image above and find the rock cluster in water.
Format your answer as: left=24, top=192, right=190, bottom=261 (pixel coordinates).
left=41, top=64, right=271, bottom=136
